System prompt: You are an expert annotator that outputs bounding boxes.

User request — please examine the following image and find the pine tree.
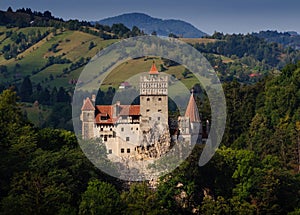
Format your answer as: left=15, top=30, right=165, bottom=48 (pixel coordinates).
left=20, top=76, right=33, bottom=102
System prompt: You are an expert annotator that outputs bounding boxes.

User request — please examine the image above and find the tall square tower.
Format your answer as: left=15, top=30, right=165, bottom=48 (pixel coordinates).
left=139, top=63, right=168, bottom=129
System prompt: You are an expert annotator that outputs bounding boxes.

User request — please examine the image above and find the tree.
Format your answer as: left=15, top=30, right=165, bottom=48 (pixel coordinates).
left=56, top=87, right=70, bottom=103
left=88, top=41, right=95, bottom=50
left=121, top=182, right=163, bottom=215
left=0, top=65, right=8, bottom=74
left=79, top=179, right=123, bottom=215
left=151, top=31, right=157, bottom=36
left=0, top=89, right=36, bottom=200
left=182, top=68, right=191, bottom=78
left=20, top=76, right=33, bottom=102
left=131, top=26, right=142, bottom=36
left=43, top=10, right=52, bottom=19
left=168, top=33, right=178, bottom=38
left=7, top=7, right=13, bottom=12
left=1, top=171, right=75, bottom=215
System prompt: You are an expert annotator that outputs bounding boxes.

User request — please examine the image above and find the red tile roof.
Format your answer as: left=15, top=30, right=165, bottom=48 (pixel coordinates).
left=185, top=93, right=201, bottom=122
left=95, top=105, right=114, bottom=124
left=149, top=63, right=159, bottom=75
left=119, top=105, right=140, bottom=116
left=81, top=97, right=95, bottom=111
left=95, top=104, right=140, bottom=124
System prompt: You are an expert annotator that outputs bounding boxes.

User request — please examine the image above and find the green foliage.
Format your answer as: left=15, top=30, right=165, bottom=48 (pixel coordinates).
left=88, top=41, right=95, bottom=50
left=182, top=68, right=191, bottom=78
left=200, top=196, right=231, bottom=215
left=1, top=171, right=74, bottom=215
left=20, top=76, right=33, bottom=102
left=198, top=33, right=285, bottom=67
left=121, top=182, right=163, bottom=215
left=253, top=30, right=300, bottom=51
left=79, top=179, right=123, bottom=215
left=37, top=128, right=77, bottom=151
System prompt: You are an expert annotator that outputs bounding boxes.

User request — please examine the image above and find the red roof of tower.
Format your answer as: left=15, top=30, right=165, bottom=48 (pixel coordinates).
left=81, top=97, right=95, bottom=111
left=149, top=63, right=159, bottom=75
left=185, top=92, right=201, bottom=122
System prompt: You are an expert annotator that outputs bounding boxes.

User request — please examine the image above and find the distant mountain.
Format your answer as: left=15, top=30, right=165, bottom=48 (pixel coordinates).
left=252, top=30, right=300, bottom=50
left=96, top=13, right=207, bottom=38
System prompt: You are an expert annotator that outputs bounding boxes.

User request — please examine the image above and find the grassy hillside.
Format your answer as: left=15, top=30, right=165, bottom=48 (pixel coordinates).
left=0, top=26, right=118, bottom=89
left=1, top=25, right=219, bottom=91
left=101, top=57, right=200, bottom=91
left=179, top=38, right=218, bottom=45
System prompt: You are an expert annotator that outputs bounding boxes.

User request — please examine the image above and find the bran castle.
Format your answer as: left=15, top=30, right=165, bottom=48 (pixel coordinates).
left=80, top=63, right=203, bottom=158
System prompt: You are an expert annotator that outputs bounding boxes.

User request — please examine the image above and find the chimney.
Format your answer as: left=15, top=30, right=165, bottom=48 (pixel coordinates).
left=91, top=94, right=96, bottom=104
left=113, top=101, right=121, bottom=117
left=206, top=120, right=210, bottom=134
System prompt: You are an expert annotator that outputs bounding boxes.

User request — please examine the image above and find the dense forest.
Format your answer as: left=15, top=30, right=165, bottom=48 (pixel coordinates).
left=1, top=7, right=300, bottom=214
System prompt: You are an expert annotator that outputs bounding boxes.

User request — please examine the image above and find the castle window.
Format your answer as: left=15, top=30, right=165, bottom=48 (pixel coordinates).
left=149, top=117, right=152, bottom=120
left=127, top=148, right=130, bottom=153
left=108, top=149, right=112, bottom=154
left=121, top=127, right=124, bottom=132
left=158, top=109, right=161, bottom=112
left=146, top=109, right=150, bottom=112
left=131, top=127, right=133, bottom=130
left=121, top=148, right=124, bottom=153
left=158, top=98, right=162, bottom=101
left=158, top=117, right=160, bottom=121
left=136, top=128, right=138, bottom=130
left=104, top=136, right=107, bottom=141
left=110, top=128, right=112, bottom=131
left=126, top=137, right=130, bottom=141
left=147, top=98, right=150, bottom=101
left=100, top=127, right=103, bottom=131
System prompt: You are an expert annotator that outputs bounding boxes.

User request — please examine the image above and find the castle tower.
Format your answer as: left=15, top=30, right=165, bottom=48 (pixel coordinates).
left=140, top=63, right=168, bottom=132
left=178, top=91, right=202, bottom=144
left=80, top=97, right=95, bottom=140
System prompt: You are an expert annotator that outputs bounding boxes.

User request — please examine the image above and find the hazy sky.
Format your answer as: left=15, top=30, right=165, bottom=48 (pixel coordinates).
left=0, top=0, right=299, bottom=35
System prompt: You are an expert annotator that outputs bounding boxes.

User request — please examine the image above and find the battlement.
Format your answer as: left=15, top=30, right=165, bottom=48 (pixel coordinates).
left=140, top=75, right=168, bottom=95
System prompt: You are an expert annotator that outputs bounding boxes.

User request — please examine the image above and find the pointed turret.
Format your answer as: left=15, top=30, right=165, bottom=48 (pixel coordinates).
left=81, top=97, right=95, bottom=111
left=81, top=97, right=95, bottom=140
left=149, top=62, right=159, bottom=75
left=184, top=90, right=200, bottom=122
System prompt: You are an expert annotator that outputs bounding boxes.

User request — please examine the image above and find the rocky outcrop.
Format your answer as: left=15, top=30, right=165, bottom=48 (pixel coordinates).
left=135, top=122, right=171, bottom=160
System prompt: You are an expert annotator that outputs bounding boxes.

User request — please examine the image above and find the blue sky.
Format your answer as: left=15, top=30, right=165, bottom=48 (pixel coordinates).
left=0, top=0, right=299, bottom=35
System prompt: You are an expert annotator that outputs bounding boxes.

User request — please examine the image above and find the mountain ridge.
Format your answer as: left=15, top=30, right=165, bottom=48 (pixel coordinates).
left=96, top=12, right=207, bottom=38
